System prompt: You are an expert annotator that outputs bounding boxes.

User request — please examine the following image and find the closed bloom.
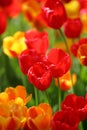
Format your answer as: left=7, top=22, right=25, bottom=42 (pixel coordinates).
left=28, top=62, right=52, bottom=91
left=24, top=103, right=52, bottom=130
left=42, top=0, right=67, bottom=29
left=48, top=48, right=71, bottom=78
left=3, top=31, right=27, bottom=58
left=62, top=94, right=87, bottom=120
left=51, top=110, right=79, bottom=130
left=25, top=29, right=49, bottom=54
left=64, top=18, right=82, bottom=38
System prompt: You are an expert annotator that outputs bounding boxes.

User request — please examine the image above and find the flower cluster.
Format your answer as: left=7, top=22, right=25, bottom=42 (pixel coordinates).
left=1, top=86, right=87, bottom=130
left=18, top=29, right=71, bottom=91
left=1, top=0, right=87, bottom=130
left=0, top=86, right=52, bottom=130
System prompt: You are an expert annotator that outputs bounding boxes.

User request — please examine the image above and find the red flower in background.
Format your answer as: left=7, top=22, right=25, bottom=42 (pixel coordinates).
left=62, top=94, right=87, bottom=121
left=42, top=0, right=67, bottom=29
left=0, top=9, right=7, bottom=35
left=71, top=38, right=87, bottom=66
left=25, top=29, right=49, bottom=54
left=4, top=0, right=21, bottom=18
left=0, top=0, right=21, bottom=34
left=48, top=48, right=71, bottom=78
left=0, top=0, right=13, bottom=7
left=64, top=18, right=82, bottom=38
left=71, top=38, right=87, bottom=57
left=28, top=62, right=52, bottom=91
left=51, top=110, right=79, bottom=130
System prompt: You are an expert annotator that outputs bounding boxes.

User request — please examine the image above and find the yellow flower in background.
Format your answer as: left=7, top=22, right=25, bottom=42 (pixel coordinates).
left=54, top=71, right=77, bottom=91
left=64, top=0, right=80, bottom=19
left=3, top=31, right=27, bottom=58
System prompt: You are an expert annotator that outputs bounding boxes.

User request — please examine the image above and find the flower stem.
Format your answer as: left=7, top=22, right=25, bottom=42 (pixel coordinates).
left=34, top=87, right=38, bottom=106
left=58, top=28, right=70, bottom=54
left=58, top=29, right=74, bottom=94
left=45, top=91, right=51, bottom=104
left=58, top=79, right=61, bottom=110
left=79, top=122, right=84, bottom=130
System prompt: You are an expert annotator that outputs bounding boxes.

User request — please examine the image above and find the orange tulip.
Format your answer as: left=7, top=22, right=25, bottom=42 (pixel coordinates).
left=5, top=85, right=32, bottom=105
left=0, top=85, right=31, bottom=130
left=24, top=103, right=52, bottom=130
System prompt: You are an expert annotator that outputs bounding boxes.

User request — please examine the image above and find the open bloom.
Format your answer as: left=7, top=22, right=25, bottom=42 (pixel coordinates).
left=51, top=110, right=79, bottom=130
left=62, top=94, right=87, bottom=121
left=64, top=18, right=82, bottom=38
left=28, top=62, right=52, bottom=91
left=42, top=0, right=67, bottom=29
left=71, top=38, right=87, bottom=66
left=25, top=29, right=49, bottom=54
left=3, top=31, right=27, bottom=58
left=24, top=103, right=52, bottom=130
left=4, top=85, right=32, bottom=105
left=48, top=48, right=71, bottom=78
left=0, top=85, right=32, bottom=130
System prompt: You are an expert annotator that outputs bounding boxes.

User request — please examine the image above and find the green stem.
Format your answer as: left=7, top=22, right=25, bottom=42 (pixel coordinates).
left=45, top=91, right=51, bottom=104
left=59, top=29, right=74, bottom=94
left=58, top=80, right=61, bottom=110
left=79, top=122, right=84, bottom=130
left=58, top=29, right=70, bottom=54
left=34, top=87, right=38, bottom=106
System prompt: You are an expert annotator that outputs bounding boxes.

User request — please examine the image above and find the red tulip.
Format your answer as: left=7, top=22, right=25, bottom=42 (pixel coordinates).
left=0, top=9, right=7, bottom=35
left=28, top=62, right=52, bottom=91
left=0, top=0, right=13, bottom=7
left=25, top=29, right=49, bottom=54
left=18, top=49, right=40, bottom=75
left=48, top=48, right=71, bottom=78
left=64, top=18, right=82, bottom=38
left=62, top=94, right=87, bottom=120
left=51, top=110, right=79, bottom=130
left=42, top=0, right=67, bottom=29
left=71, top=38, right=87, bottom=57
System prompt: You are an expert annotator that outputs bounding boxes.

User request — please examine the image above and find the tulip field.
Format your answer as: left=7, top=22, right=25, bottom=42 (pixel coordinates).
left=0, top=0, right=87, bottom=130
